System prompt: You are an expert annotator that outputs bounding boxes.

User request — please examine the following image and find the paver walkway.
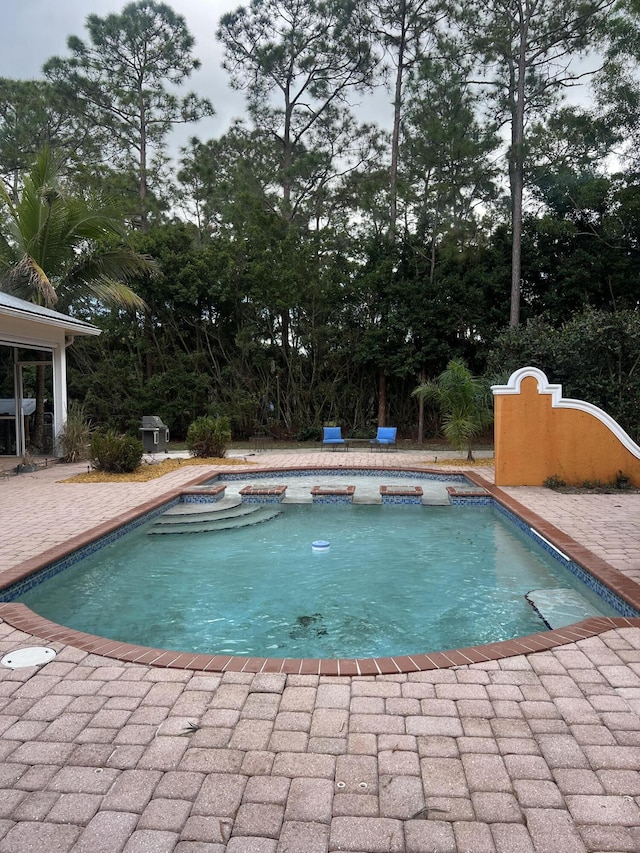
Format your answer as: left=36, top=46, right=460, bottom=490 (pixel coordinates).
left=1, top=451, right=640, bottom=852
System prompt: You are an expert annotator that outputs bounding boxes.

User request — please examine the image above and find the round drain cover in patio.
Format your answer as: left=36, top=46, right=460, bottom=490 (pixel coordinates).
left=1, top=647, right=56, bottom=669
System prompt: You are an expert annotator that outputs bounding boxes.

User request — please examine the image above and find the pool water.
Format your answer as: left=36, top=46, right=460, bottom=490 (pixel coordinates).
left=18, top=503, right=616, bottom=659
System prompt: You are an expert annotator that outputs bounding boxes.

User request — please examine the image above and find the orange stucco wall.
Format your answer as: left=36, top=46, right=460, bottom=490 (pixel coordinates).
left=494, top=373, right=640, bottom=487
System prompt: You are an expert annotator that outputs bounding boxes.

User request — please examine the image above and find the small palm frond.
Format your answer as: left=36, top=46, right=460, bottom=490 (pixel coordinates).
left=56, top=248, right=157, bottom=311
left=0, top=230, right=17, bottom=267
left=84, top=277, right=148, bottom=311
left=2, top=254, right=58, bottom=307
left=442, top=410, right=481, bottom=444
left=72, top=248, right=159, bottom=285
left=60, top=197, right=128, bottom=242
left=413, top=358, right=493, bottom=458
left=58, top=275, right=147, bottom=312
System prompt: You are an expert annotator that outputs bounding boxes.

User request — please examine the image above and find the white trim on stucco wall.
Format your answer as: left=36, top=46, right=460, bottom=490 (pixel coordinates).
left=491, top=366, right=640, bottom=461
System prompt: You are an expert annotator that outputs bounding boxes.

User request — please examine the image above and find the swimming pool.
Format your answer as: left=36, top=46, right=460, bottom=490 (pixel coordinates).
left=13, top=473, right=620, bottom=660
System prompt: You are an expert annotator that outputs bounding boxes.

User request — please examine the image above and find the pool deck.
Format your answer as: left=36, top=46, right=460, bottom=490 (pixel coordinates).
left=1, top=450, right=640, bottom=852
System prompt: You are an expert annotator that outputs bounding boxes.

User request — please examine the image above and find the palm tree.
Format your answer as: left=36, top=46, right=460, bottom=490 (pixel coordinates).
left=0, top=147, right=156, bottom=450
left=413, top=359, right=493, bottom=461
left=0, top=146, right=154, bottom=311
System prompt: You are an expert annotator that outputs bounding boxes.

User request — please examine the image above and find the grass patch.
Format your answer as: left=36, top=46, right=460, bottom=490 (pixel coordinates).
left=60, top=456, right=253, bottom=483
left=543, top=470, right=639, bottom=493
left=59, top=449, right=493, bottom=483
left=430, top=457, right=494, bottom=467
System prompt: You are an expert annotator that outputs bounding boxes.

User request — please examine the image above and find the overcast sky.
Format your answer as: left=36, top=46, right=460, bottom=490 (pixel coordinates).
left=0, top=0, right=249, bottom=152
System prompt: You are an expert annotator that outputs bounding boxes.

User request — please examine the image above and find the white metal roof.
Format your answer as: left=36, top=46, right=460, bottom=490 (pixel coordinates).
left=0, top=292, right=100, bottom=337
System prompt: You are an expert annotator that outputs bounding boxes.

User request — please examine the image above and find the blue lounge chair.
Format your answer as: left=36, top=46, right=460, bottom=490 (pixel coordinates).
left=322, top=426, right=347, bottom=451
left=371, top=426, right=397, bottom=451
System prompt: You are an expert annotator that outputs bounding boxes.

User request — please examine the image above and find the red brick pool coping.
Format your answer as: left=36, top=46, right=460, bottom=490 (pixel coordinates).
left=379, top=485, right=423, bottom=497
left=239, top=484, right=288, bottom=497
left=2, top=464, right=640, bottom=674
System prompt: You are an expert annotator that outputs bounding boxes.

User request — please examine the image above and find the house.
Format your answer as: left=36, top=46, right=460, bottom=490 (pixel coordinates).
left=0, top=292, right=100, bottom=459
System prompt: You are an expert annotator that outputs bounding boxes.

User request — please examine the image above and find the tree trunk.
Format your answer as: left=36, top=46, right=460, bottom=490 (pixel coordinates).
left=377, top=370, right=387, bottom=427
left=509, top=4, right=528, bottom=327
left=389, top=0, right=407, bottom=242
left=429, top=202, right=440, bottom=288
left=138, top=82, right=149, bottom=231
left=417, top=366, right=425, bottom=443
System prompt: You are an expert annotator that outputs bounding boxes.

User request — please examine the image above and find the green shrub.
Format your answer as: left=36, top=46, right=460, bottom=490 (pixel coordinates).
left=90, top=430, right=143, bottom=473
left=186, top=415, right=231, bottom=458
left=583, top=473, right=632, bottom=491
left=581, top=478, right=607, bottom=490
left=294, top=425, right=322, bottom=442
left=614, top=471, right=631, bottom=490
left=58, top=402, right=94, bottom=462
left=543, top=474, right=566, bottom=490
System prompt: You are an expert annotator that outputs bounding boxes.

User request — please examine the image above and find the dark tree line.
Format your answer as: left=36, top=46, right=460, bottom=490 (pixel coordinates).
left=2, top=0, right=640, bottom=442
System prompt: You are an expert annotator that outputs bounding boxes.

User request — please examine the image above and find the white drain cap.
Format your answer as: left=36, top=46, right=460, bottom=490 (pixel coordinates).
left=1, top=647, right=56, bottom=669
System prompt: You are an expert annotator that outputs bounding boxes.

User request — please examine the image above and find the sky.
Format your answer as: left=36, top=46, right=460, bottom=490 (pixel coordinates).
left=0, top=0, right=249, bottom=152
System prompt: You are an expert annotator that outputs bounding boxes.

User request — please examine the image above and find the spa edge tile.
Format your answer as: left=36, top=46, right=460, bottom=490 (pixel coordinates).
left=130, top=650, right=175, bottom=666
left=114, top=647, right=151, bottom=663
left=166, top=655, right=205, bottom=670
left=407, top=655, right=442, bottom=670
left=203, top=656, right=233, bottom=672
left=456, top=647, right=493, bottom=664
left=240, top=658, right=270, bottom=673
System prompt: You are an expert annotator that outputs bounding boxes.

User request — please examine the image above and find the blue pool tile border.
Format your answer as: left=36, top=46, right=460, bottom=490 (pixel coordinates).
left=214, top=468, right=470, bottom=483
left=181, top=493, right=225, bottom=504
left=491, top=500, right=640, bottom=619
left=311, top=495, right=355, bottom=504
left=449, top=495, right=494, bottom=506
left=0, top=498, right=179, bottom=602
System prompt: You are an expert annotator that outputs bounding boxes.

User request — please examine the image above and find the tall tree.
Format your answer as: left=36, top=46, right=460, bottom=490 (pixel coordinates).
left=403, top=57, right=498, bottom=277
left=0, top=78, right=102, bottom=202
left=217, top=0, right=378, bottom=227
left=215, top=0, right=379, bottom=400
left=595, top=0, right=640, bottom=170
left=364, top=0, right=445, bottom=425
left=459, top=0, right=615, bottom=325
left=44, top=0, right=215, bottom=230
left=401, top=58, right=498, bottom=440
left=369, top=0, right=445, bottom=241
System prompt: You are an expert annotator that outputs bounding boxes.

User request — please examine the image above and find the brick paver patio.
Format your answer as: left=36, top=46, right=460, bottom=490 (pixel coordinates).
left=1, top=450, right=640, bottom=852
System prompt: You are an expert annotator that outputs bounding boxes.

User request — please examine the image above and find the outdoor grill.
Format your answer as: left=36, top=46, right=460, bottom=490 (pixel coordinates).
left=139, top=415, right=170, bottom=453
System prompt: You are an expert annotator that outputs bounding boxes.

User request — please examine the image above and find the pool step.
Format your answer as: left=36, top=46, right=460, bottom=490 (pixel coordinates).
left=163, top=496, right=241, bottom=516
left=158, top=500, right=250, bottom=523
left=525, top=588, right=606, bottom=629
left=148, top=506, right=282, bottom=535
